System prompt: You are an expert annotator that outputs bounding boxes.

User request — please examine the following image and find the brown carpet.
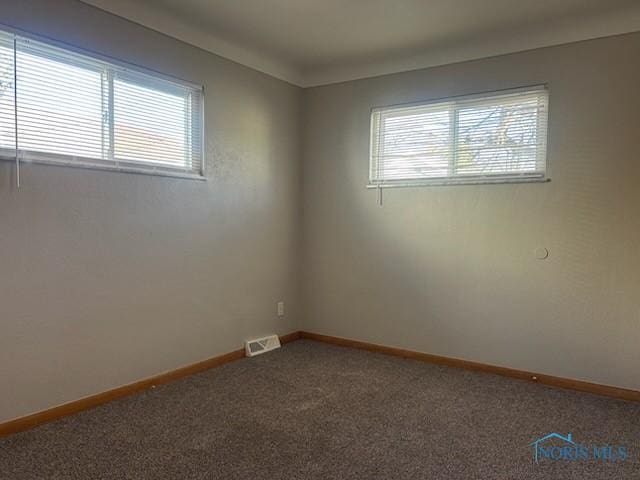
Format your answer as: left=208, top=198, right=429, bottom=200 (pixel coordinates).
left=1, top=339, right=638, bottom=479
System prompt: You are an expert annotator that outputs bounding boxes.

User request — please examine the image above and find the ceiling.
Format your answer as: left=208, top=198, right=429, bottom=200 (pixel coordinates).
left=81, top=0, right=640, bottom=86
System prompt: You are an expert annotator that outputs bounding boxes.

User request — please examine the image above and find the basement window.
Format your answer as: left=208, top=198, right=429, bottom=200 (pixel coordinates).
left=369, top=86, right=548, bottom=187
left=0, top=29, right=204, bottom=180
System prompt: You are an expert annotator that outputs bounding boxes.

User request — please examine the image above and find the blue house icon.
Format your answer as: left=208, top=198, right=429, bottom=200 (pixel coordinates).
left=530, top=433, right=575, bottom=463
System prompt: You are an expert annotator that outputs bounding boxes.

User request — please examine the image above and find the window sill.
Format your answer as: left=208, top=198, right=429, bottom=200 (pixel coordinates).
left=0, top=151, right=206, bottom=181
left=367, top=176, right=549, bottom=189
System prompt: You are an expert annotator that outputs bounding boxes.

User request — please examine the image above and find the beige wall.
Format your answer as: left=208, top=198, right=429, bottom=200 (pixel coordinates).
left=301, top=33, right=640, bottom=390
left=0, top=0, right=302, bottom=422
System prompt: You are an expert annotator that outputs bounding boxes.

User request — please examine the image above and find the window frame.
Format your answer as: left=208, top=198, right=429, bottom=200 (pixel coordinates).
left=368, top=85, right=549, bottom=188
left=0, top=25, right=206, bottom=181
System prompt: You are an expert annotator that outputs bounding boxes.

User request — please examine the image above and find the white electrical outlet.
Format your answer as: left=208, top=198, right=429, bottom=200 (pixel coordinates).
left=277, top=301, right=284, bottom=317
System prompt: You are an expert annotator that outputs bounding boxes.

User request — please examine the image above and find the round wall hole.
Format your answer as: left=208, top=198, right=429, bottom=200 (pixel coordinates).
left=535, top=247, right=549, bottom=260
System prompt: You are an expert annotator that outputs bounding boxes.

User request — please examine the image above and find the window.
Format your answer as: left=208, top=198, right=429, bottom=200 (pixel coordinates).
left=0, top=29, right=204, bottom=179
left=369, top=87, right=548, bottom=187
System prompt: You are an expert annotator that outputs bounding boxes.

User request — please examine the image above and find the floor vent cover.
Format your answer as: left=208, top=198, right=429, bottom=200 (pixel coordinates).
left=245, top=335, right=281, bottom=357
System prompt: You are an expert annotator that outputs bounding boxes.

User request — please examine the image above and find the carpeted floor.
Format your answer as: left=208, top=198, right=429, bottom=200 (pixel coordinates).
left=1, top=339, right=638, bottom=479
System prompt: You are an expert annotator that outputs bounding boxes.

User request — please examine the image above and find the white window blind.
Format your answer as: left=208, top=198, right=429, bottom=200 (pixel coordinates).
left=370, top=86, right=548, bottom=187
left=0, top=28, right=204, bottom=179
left=0, top=32, right=15, bottom=152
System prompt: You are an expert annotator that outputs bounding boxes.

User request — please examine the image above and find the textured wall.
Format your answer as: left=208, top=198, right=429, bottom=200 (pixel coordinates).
left=301, top=33, right=640, bottom=390
left=0, top=0, right=302, bottom=421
